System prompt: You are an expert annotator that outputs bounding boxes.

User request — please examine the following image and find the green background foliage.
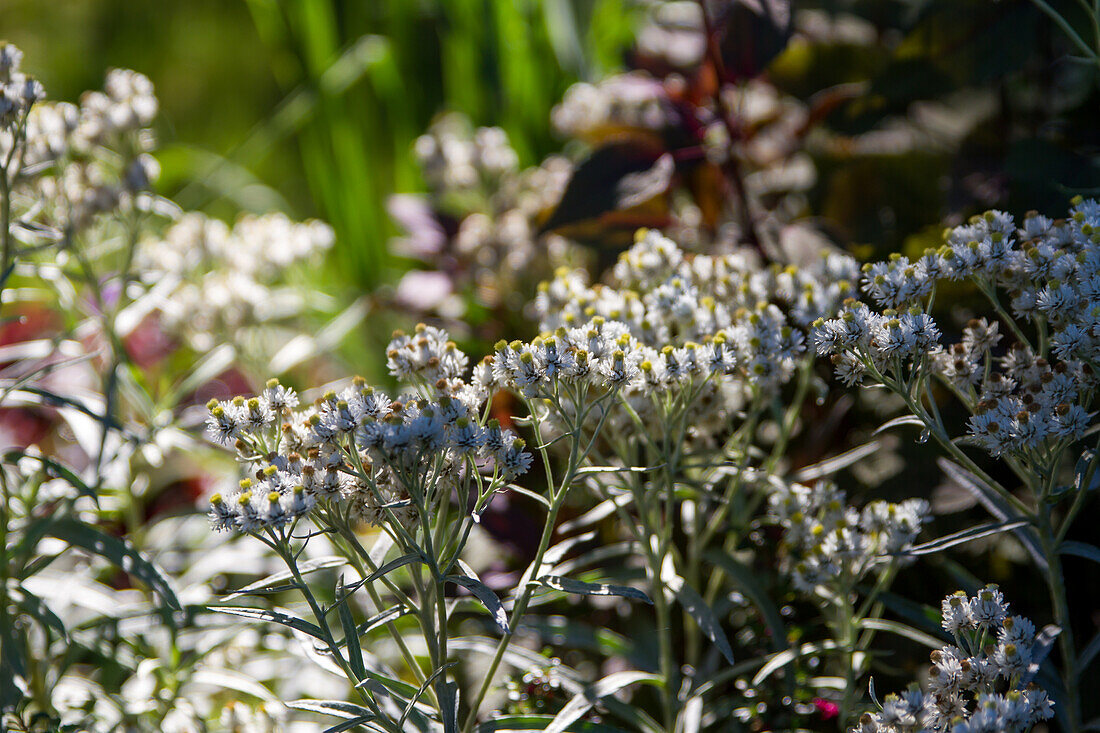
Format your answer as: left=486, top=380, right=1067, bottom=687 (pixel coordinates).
left=2, top=0, right=639, bottom=290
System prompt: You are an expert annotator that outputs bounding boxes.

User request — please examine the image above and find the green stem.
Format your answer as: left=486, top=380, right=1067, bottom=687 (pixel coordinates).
left=765, top=356, right=814, bottom=474
left=0, top=161, right=11, bottom=281
left=1027, top=0, right=1100, bottom=62
left=0, top=104, right=30, bottom=293
left=460, top=402, right=585, bottom=732
left=0, top=469, right=12, bottom=711
left=653, top=559, right=676, bottom=730
left=333, top=526, right=428, bottom=688
left=866, top=356, right=1031, bottom=518
left=838, top=587, right=858, bottom=721
left=1038, top=511, right=1081, bottom=732
left=274, top=537, right=399, bottom=733
left=976, top=281, right=1034, bottom=352
left=1058, top=432, right=1100, bottom=544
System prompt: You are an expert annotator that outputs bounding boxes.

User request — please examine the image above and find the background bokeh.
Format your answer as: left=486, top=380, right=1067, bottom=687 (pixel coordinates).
left=3, top=0, right=636, bottom=289
left=8, top=0, right=1098, bottom=379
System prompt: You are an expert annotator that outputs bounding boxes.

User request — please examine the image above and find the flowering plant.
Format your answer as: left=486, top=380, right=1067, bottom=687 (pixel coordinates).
left=3, top=0, right=1100, bottom=729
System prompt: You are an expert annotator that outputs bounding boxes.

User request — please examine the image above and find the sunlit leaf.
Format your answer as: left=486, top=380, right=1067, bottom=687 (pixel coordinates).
left=792, top=439, right=880, bottom=482
left=448, top=575, right=509, bottom=633
left=47, top=518, right=180, bottom=611
left=336, top=574, right=365, bottom=680
left=670, top=577, right=735, bottom=664
left=209, top=605, right=325, bottom=642
left=899, top=519, right=1031, bottom=557
left=546, top=671, right=662, bottom=733
left=285, top=699, right=376, bottom=721
left=538, top=574, right=652, bottom=604
left=222, top=556, right=347, bottom=600
left=9, top=583, right=67, bottom=640
left=858, top=618, right=946, bottom=649
left=3, top=450, right=97, bottom=503
left=365, top=553, right=423, bottom=583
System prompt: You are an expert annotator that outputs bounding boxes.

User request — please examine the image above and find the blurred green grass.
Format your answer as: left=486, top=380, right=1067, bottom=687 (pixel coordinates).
left=3, top=0, right=637, bottom=278
left=3, top=0, right=640, bottom=375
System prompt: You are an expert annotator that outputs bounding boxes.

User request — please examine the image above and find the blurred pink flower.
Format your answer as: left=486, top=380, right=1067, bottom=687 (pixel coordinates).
left=395, top=269, right=454, bottom=312
left=387, top=194, right=447, bottom=259
left=813, top=698, right=839, bottom=720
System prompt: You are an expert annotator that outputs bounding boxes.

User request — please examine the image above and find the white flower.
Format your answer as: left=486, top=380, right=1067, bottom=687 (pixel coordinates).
left=498, top=438, right=533, bottom=479
left=597, top=349, right=640, bottom=388
left=206, top=399, right=246, bottom=446
left=207, top=493, right=236, bottom=532
left=941, top=591, right=973, bottom=633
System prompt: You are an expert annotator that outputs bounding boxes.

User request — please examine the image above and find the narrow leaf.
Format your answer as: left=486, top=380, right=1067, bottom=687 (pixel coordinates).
left=9, top=584, right=67, bottom=639
left=1077, top=628, right=1100, bottom=675
left=873, top=415, right=925, bottom=436
left=450, top=636, right=585, bottom=692
left=703, top=551, right=786, bottom=652
left=899, top=519, right=1031, bottom=557
left=558, top=493, right=633, bottom=534
left=752, top=641, right=838, bottom=686
left=324, top=716, right=378, bottom=733
left=937, top=458, right=1046, bottom=571
left=336, top=575, right=365, bottom=680
left=542, top=531, right=597, bottom=568
left=476, top=715, right=627, bottom=731
left=47, top=518, right=179, bottom=610
left=3, top=450, right=97, bottom=502
left=793, top=440, right=880, bottom=482
left=858, top=618, right=946, bottom=649
left=222, top=556, right=347, bottom=600
left=538, top=574, right=652, bottom=604
left=355, top=669, right=418, bottom=698
left=448, top=575, right=509, bottom=633
left=399, top=662, right=456, bottom=727
left=355, top=605, right=410, bottom=638
left=208, top=606, right=326, bottom=642
left=505, top=483, right=551, bottom=509
left=1061, top=541, right=1100, bottom=565
left=671, top=578, right=735, bottom=664
left=285, top=699, right=376, bottom=721
left=366, top=553, right=422, bottom=584
left=546, top=671, right=662, bottom=733
left=192, top=669, right=278, bottom=703
left=169, top=343, right=236, bottom=404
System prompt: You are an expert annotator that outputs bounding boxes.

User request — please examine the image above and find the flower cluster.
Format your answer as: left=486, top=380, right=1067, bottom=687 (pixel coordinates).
left=414, top=112, right=519, bottom=194
left=72, top=68, right=158, bottom=151
left=390, top=113, right=578, bottom=319
left=768, top=481, right=929, bottom=591
left=853, top=587, right=1055, bottom=733
left=534, top=229, right=858, bottom=393
left=812, top=299, right=941, bottom=386
left=0, top=43, right=44, bottom=130
left=812, top=200, right=1100, bottom=459
left=134, top=212, right=334, bottom=352
left=17, top=66, right=160, bottom=235
left=206, top=326, right=532, bottom=534
left=551, top=72, right=679, bottom=142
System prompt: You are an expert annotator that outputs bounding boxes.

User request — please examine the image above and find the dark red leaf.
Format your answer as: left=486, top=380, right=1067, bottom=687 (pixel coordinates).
left=716, top=0, right=794, bottom=81
left=539, top=140, right=674, bottom=240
